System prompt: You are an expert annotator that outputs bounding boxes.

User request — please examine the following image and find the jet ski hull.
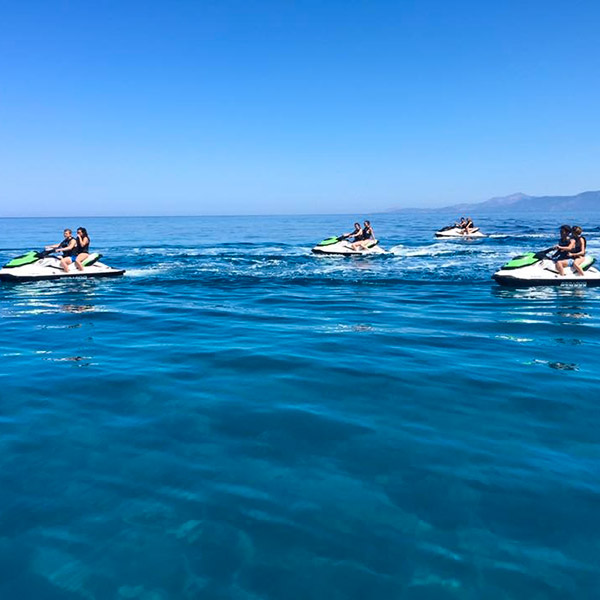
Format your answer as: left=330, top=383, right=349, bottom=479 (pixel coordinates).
left=493, top=257, right=600, bottom=287
left=0, top=256, right=125, bottom=282
left=435, top=226, right=485, bottom=238
left=0, top=269, right=126, bottom=282
left=493, top=274, right=600, bottom=287
left=312, top=239, right=386, bottom=255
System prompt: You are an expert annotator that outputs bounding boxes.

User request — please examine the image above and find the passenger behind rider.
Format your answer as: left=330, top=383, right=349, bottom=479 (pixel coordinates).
left=553, top=225, right=574, bottom=276
left=46, top=228, right=78, bottom=272
left=569, top=226, right=587, bottom=276
left=351, top=220, right=375, bottom=250
left=74, top=227, right=91, bottom=271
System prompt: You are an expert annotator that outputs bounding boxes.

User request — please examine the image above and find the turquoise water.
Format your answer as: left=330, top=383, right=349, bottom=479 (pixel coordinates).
left=1, top=213, right=599, bottom=599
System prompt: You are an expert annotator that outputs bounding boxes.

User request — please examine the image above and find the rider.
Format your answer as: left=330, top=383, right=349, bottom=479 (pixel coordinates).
left=343, top=222, right=362, bottom=241
left=351, top=220, right=375, bottom=250
left=553, top=225, right=574, bottom=276
left=74, top=227, right=91, bottom=271
left=46, top=229, right=78, bottom=272
left=569, top=226, right=587, bottom=276
left=462, top=217, right=474, bottom=235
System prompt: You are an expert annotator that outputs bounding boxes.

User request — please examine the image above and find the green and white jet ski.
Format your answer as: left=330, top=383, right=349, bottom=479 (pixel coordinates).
left=312, top=236, right=387, bottom=255
left=0, top=250, right=125, bottom=282
left=492, top=248, right=600, bottom=287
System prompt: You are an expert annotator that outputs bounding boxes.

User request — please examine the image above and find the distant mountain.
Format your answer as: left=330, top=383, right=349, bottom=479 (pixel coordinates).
left=390, top=191, right=600, bottom=213
left=444, top=192, right=532, bottom=212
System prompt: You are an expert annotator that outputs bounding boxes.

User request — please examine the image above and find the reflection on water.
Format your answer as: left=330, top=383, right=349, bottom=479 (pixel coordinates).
left=496, top=290, right=593, bottom=374
left=548, top=361, right=579, bottom=371
left=44, top=355, right=90, bottom=362
left=557, top=311, right=591, bottom=320
left=526, top=359, right=579, bottom=371
left=61, top=304, right=96, bottom=313
left=43, top=355, right=93, bottom=366
left=492, top=286, right=597, bottom=301
left=555, top=338, right=583, bottom=345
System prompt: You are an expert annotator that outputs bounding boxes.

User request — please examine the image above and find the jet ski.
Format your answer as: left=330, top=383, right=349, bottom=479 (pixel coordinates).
left=435, top=225, right=486, bottom=238
left=0, top=250, right=126, bottom=282
left=493, top=248, right=600, bottom=287
left=312, top=236, right=386, bottom=255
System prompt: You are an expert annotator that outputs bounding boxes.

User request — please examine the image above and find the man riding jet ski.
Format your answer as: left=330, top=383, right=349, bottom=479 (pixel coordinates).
left=436, top=217, right=486, bottom=238
left=492, top=246, right=600, bottom=287
left=312, top=220, right=386, bottom=255
left=0, top=248, right=125, bottom=282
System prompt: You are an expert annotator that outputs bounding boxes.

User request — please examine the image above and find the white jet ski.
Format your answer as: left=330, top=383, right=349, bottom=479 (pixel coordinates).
left=0, top=250, right=126, bottom=282
left=312, top=236, right=387, bottom=255
left=493, top=248, right=600, bottom=287
left=435, top=225, right=486, bottom=238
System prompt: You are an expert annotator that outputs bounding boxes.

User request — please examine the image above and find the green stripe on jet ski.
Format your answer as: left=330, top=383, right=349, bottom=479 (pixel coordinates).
left=81, top=253, right=102, bottom=267
left=317, top=237, right=341, bottom=246
left=501, top=253, right=539, bottom=270
left=583, top=257, right=596, bottom=271
left=4, top=251, right=40, bottom=268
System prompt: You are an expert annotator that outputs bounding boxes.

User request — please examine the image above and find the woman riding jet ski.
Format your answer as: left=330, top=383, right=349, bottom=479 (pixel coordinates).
left=312, top=220, right=387, bottom=255
left=492, top=229, right=599, bottom=287
left=0, top=245, right=125, bottom=282
left=436, top=217, right=486, bottom=238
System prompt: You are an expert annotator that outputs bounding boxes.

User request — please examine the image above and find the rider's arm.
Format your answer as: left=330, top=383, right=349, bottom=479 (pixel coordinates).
left=63, top=239, right=77, bottom=252
left=557, top=239, right=575, bottom=251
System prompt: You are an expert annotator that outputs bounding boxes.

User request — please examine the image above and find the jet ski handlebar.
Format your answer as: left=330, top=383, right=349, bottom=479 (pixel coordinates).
left=534, top=247, right=558, bottom=259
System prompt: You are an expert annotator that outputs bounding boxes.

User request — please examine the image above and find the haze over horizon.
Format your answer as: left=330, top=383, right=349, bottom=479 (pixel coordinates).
left=1, top=1, right=599, bottom=217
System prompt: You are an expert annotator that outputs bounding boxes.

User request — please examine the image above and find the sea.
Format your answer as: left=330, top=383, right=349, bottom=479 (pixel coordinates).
left=0, top=212, right=599, bottom=600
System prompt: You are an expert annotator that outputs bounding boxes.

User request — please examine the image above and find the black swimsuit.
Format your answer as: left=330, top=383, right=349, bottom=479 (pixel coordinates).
left=59, top=237, right=76, bottom=257
left=77, top=237, right=90, bottom=254
left=572, top=236, right=586, bottom=257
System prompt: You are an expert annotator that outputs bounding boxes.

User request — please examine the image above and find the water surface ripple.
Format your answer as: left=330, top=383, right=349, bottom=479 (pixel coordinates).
left=1, top=213, right=599, bottom=599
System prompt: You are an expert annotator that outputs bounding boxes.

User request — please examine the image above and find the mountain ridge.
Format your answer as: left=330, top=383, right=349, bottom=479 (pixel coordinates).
left=390, top=191, right=600, bottom=213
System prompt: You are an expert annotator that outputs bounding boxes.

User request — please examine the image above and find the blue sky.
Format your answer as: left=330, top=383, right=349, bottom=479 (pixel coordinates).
left=0, top=0, right=598, bottom=216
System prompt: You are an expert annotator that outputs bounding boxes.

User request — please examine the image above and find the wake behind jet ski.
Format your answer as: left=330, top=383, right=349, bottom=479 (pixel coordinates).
left=0, top=249, right=125, bottom=282
left=492, top=248, right=600, bottom=287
